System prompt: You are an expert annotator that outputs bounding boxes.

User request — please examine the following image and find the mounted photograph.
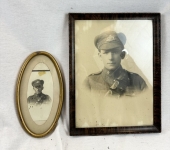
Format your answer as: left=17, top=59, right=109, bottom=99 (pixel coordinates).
left=69, top=13, right=161, bottom=135
left=16, top=51, right=64, bottom=137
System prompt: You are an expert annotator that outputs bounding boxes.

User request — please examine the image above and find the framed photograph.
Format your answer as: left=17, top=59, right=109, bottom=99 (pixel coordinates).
left=16, top=51, right=64, bottom=137
left=69, top=13, right=161, bottom=135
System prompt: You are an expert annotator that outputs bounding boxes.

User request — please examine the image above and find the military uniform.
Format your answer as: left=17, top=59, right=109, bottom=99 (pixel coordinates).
left=76, top=31, right=151, bottom=128
left=83, top=31, right=147, bottom=97
left=27, top=93, right=51, bottom=105
left=27, top=79, right=51, bottom=105
left=83, top=65, right=147, bottom=97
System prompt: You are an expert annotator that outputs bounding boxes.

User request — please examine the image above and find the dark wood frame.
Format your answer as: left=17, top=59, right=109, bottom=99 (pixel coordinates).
left=69, top=13, right=161, bottom=136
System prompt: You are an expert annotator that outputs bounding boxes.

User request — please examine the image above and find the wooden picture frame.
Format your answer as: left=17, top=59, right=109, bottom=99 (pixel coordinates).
left=69, top=13, right=161, bottom=135
left=16, top=51, right=64, bottom=137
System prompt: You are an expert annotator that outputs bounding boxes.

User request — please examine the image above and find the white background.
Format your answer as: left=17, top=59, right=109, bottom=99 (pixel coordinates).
left=0, top=0, right=168, bottom=150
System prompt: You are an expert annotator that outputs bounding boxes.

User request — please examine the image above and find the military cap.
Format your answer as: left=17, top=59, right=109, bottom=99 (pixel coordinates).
left=32, top=79, right=44, bottom=87
left=94, top=31, right=124, bottom=50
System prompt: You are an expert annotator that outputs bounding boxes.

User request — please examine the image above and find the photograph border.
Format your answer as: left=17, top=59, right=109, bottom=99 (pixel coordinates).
left=69, top=13, right=161, bottom=136
left=16, top=51, right=64, bottom=138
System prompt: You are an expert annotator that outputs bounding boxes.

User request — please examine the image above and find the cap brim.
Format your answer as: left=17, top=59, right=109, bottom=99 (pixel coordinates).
left=33, top=83, right=42, bottom=87
left=99, top=42, right=124, bottom=50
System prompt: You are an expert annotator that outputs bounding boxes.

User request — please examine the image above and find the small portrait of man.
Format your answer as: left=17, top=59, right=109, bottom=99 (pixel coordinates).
left=83, top=31, right=147, bottom=98
left=27, top=79, right=51, bottom=105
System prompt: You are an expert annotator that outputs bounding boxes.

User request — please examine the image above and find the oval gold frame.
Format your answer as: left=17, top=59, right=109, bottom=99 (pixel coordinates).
left=16, top=51, right=64, bottom=137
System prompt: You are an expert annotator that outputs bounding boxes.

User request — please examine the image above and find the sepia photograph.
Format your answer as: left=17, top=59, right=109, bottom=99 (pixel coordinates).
left=75, top=19, right=153, bottom=128
left=16, top=51, right=64, bottom=137
left=27, top=63, right=53, bottom=125
left=69, top=13, right=161, bottom=135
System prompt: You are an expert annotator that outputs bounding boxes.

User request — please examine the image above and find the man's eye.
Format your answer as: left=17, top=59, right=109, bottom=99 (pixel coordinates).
left=112, top=51, right=119, bottom=54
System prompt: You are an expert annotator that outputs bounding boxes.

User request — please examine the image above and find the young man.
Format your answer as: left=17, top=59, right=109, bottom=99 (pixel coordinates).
left=83, top=31, right=147, bottom=97
left=27, top=79, right=51, bottom=105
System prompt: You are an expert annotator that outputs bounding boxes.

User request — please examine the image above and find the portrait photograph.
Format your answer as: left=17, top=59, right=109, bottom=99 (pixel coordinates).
left=69, top=13, right=161, bottom=135
left=16, top=52, right=64, bottom=137
left=27, top=62, right=53, bottom=125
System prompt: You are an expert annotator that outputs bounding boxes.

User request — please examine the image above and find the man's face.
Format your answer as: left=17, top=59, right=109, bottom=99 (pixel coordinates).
left=33, top=85, right=43, bottom=94
left=99, top=47, right=122, bottom=70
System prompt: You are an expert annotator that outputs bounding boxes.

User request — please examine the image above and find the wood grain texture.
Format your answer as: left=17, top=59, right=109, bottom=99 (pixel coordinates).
left=69, top=13, right=161, bottom=136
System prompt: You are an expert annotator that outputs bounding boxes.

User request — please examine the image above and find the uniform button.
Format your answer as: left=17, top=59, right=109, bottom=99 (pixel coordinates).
left=107, top=71, right=110, bottom=74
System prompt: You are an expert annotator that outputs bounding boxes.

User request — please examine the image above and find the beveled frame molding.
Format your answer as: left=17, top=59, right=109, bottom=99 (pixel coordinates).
left=16, top=51, right=64, bottom=137
left=69, top=13, right=161, bottom=136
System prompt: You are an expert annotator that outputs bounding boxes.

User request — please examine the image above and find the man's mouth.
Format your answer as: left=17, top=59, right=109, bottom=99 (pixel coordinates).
left=107, top=62, right=116, bottom=64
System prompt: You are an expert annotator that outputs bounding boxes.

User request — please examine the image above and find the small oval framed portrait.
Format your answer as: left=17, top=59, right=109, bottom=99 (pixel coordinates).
left=16, top=51, right=64, bottom=137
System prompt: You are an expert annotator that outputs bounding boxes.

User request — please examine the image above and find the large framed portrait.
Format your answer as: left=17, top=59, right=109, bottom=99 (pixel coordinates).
left=69, top=13, right=161, bottom=135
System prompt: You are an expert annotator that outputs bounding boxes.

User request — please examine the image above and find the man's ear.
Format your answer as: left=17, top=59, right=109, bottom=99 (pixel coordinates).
left=120, top=49, right=128, bottom=59
left=98, top=52, right=103, bottom=61
left=120, top=51, right=126, bottom=59
left=98, top=52, right=101, bottom=57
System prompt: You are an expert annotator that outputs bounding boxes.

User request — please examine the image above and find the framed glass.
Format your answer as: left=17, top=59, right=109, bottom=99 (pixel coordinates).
left=16, top=51, right=64, bottom=137
left=69, top=13, right=161, bottom=135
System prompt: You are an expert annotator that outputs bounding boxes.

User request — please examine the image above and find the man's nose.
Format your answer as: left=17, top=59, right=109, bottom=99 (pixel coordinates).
left=108, top=52, right=114, bottom=60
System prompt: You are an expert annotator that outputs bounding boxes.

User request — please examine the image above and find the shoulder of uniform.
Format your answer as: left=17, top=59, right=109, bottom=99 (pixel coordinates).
left=125, top=70, right=144, bottom=79
left=42, top=94, right=51, bottom=101
left=27, top=95, right=34, bottom=103
left=126, top=70, right=138, bottom=75
left=27, top=95, right=33, bottom=100
left=88, top=70, right=102, bottom=77
left=42, top=93, right=48, bottom=98
left=125, top=70, right=147, bottom=90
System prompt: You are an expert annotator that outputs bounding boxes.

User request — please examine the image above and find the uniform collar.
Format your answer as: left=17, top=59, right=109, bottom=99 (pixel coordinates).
left=33, top=93, right=43, bottom=97
left=102, top=65, right=123, bottom=79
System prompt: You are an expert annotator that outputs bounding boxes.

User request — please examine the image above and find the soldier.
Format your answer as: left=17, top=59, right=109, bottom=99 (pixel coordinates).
left=27, top=79, right=51, bottom=105
left=83, top=31, right=147, bottom=97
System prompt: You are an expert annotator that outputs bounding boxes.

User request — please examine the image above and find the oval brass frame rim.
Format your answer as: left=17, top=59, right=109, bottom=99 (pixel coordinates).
left=16, top=51, right=64, bottom=138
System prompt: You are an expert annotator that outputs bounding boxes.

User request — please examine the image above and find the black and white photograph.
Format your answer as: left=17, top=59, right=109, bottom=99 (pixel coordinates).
left=27, top=62, right=53, bottom=125
left=0, top=0, right=165, bottom=148
left=75, top=19, right=153, bottom=128
left=16, top=52, right=63, bottom=137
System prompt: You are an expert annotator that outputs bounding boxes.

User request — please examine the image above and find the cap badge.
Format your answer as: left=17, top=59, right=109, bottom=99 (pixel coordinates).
left=106, top=35, right=115, bottom=42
